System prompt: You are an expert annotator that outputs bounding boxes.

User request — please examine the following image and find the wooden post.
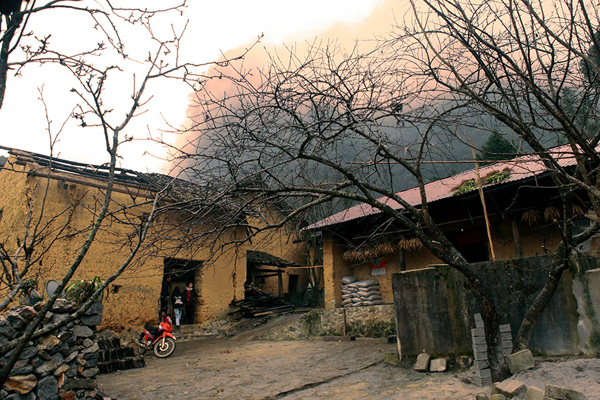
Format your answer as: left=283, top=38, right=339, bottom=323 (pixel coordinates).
left=470, top=139, right=496, bottom=261
left=343, top=308, right=347, bottom=336
left=277, top=269, right=283, bottom=298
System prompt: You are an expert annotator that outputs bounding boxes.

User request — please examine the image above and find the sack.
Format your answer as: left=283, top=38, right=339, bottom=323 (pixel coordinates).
left=367, top=294, right=382, bottom=301
left=370, top=300, right=384, bottom=305
left=341, top=294, right=351, bottom=300
left=341, top=298, right=353, bottom=306
left=356, top=279, right=378, bottom=288
left=341, top=276, right=358, bottom=284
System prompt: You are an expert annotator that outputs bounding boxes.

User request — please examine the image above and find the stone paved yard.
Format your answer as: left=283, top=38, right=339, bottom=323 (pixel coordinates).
left=97, top=337, right=485, bottom=400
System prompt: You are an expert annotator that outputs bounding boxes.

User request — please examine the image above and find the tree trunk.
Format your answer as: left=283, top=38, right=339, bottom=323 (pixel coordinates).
left=513, top=252, right=569, bottom=351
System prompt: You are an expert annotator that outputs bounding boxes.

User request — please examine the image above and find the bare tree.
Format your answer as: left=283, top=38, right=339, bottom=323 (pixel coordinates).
left=0, top=1, right=259, bottom=385
left=177, top=0, right=600, bottom=381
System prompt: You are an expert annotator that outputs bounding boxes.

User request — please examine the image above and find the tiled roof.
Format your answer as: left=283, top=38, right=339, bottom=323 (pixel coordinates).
left=305, top=145, right=580, bottom=231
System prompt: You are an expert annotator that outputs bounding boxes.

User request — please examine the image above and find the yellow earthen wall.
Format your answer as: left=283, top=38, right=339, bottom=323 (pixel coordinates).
left=0, top=160, right=302, bottom=329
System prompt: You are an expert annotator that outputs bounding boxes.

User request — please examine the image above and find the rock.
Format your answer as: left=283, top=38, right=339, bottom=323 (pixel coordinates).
left=49, top=313, right=70, bottom=326
left=544, top=384, right=588, bottom=400
left=64, top=351, right=78, bottom=364
left=79, top=367, right=99, bottom=379
left=72, top=326, right=93, bottom=338
left=59, top=390, right=76, bottom=400
left=5, top=392, right=35, bottom=400
left=0, top=316, right=18, bottom=339
left=52, top=299, right=77, bottom=313
left=492, top=380, right=527, bottom=398
left=82, top=339, right=93, bottom=348
left=81, top=343, right=99, bottom=354
left=18, top=306, right=37, bottom=321
left=58, top=332, right=72, bottom=343
left=7, top=310, right=27, bottom=330
left=3, top=375, right=37, bottom=394
left=383, top=352, right=401, bottom=366
left=9, top=359, right=34, bottom=376
left=37, top=349, right=52, bottom=361
left=54, top=364, right=70, bottom=376
left=81, top=314, right=102, bottom=326
left=84, top=303, right=104, bottom=316
left=506, top=349, right=535, bottom=375
left=37, top=335, right=61, bottom=351
left=525, top=386, right=545, bottom=400
left=36, top=354, right=63, bottom=377
left=414, top=352, right=431, bottom=372
left=18, top=347, right=38, bottom=361
left=37, top=375, right=59, bottom=400
left=430, top=358, right=447, bottom=372
left=490, top=395, right=508, bottom=400
left=64, top=378, right=97, bottom=390
left=476, top=393, right=489, bottom=400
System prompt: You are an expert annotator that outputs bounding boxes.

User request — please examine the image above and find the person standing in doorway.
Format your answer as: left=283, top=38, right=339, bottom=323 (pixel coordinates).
left=183, top=282, right=197, bottom=324
left=171, top=286, right=184, bottom=330
left=159, top=275, right=171, bottom=320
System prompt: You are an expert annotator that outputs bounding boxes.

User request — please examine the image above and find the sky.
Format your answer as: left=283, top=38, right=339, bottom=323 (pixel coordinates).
left=0, top=0, right=402, bottom=173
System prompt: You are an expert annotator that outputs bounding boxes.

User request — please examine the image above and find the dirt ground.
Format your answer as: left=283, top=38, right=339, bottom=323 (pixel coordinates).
left=97, top=332, right=600, bottom=400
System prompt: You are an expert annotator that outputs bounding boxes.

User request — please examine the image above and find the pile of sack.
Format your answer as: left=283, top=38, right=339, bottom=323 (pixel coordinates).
left=341, top=276, right=384, bottom=307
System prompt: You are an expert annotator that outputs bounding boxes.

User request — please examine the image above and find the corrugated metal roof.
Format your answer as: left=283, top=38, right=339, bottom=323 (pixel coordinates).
left=305, top=145, right=580, bottom=231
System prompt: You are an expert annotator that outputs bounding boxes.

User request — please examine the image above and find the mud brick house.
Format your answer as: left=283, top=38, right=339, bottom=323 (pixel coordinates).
left=0, top=147, right=305, bottom=329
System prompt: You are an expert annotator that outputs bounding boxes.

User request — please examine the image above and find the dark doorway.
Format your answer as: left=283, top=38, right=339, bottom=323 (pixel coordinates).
left=451, top=228, right=488, bottom=263
left=163, top=258, right=202, bottom=324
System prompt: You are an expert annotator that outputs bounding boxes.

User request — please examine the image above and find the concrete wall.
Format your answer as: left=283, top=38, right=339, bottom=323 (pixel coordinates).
left=392, top=255, right=600, bottom=357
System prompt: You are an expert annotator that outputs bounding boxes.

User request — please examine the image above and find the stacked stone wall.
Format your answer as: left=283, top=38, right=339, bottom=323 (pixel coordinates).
left=255, top=305, right=396, bottom=340
left=1, top=299, right=141, bottom=400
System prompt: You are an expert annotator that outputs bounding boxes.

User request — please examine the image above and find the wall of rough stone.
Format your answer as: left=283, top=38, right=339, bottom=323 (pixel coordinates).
left=1, top=299, right=111, bottom=400
left=392, top=255, right=600, bottom=357
left=254, top=305, right=396, bottom=340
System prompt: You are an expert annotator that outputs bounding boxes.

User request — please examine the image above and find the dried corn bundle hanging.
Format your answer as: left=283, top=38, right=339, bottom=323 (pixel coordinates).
left=374, top=242, right=398, bottom=256
left=521, top=209, right=541, bottom=226
left=544, top=206, right=560, bottom=222
left=398, top=237, right=423, bottom=251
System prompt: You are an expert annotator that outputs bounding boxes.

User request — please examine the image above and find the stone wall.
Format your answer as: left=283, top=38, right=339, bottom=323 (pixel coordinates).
left=0, top=299, right=139, bottom=400
left=392, top=255, right=600, bottom=357
left=255, top=305, right=396, bottom=340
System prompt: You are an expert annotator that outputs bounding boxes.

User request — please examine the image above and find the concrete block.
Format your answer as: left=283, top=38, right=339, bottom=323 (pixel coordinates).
left=502, top=340, right=513, bottom=349
left=544, top=384, right=588, bottom=400
left=499, top=324, right=511, bottom=333
left=474, top=313, right=485, bottom=328
left=474, top=360, right=489, bottom=370
left=472, top=327, right=485, bottom=337
left=429, top=358, right=447, bottom=372
left=503, top=347, right=512, bottom=356
left=474, top=351, right=488, bottom=361
left=414, top=352, right=431, bottom=372
left=473, top=344, right=488, bottom=353
left=525, top=386, right=545, bottom=400
left=476, top=368, right=491, bottom=379
left=492, top=380, right=527, bottom=398
left=475, top=376, right=493, bottom=387
left=506, top=349, right=535, bottom=375
left=473, top=336, right=487, bottom=345
left=501, top=332, right=513, bottom=341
